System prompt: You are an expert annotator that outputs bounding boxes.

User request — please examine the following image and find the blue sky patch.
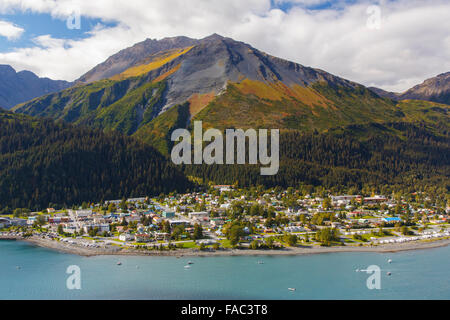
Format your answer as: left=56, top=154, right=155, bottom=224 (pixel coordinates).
left=0, top=12, right=117, bottom=52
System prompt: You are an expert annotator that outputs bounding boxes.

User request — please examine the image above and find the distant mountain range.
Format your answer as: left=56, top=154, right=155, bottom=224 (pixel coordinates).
left=369, top=72, right=450, bottom=105
left=0, top=65, right=71, bottom=110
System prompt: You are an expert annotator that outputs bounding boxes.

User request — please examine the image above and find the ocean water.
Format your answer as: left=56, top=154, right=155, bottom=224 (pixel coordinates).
left=0, top=240, right=449, bottom=300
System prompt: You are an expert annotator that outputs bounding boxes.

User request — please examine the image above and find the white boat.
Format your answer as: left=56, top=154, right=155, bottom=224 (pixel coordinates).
left=288, top=288, right=296, bottom=291
left=387, top=272, right=392, bottom=276
left=184, top=265, right=191, bottom=269
left=388, top=259, right=392, bottom=263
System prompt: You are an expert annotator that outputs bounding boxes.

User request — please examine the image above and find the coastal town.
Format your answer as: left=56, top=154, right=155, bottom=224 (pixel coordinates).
left=1, top=185, right=449, bottom=256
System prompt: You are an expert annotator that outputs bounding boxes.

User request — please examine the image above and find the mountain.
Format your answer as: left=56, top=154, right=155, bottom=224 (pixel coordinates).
left=401, top=72, right=450, bottom=104
left=0, top=65, right=71, bottom=109
left=0, top=109, right=192, bottom=210
left=11, top=34, right=450, bottom=192
left=77, top=36, right=199, bottom=83
left=368, top=87, right=400, bottom=101
left=19, top=34, right=361, bottom=119
left=370, top=72, right=450, bottom=105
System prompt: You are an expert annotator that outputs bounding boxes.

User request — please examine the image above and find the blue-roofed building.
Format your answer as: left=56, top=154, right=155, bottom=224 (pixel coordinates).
left=382, top=217, right=402, bottom=223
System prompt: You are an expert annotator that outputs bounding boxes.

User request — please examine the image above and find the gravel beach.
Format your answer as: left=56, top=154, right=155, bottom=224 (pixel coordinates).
left=2, top=235, right=449, bottom=258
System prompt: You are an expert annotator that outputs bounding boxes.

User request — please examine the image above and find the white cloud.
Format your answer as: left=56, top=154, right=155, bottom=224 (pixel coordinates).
left=0, top=20, right=24, bottom=40
left=274, top=0, right=331, bottom=6
left=0, top=0, right=448, bottom=92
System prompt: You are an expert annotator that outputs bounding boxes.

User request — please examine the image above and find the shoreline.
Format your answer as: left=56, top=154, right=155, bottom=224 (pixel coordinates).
left=3, top=235, right=450, bottom=258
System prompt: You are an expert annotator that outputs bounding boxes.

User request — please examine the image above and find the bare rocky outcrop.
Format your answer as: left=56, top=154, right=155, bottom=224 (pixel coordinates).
left=76, top=36, right=199, bottom=83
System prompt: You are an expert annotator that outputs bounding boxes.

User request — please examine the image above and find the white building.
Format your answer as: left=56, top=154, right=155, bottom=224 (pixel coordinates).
left=331, top=195, right=361, bottom=205
left=128, top=197, right=147, bottom=203
left=213, top=185, right=233, bottom=192
left=285, top=226, right=306, bottom=232
left=105, top=199, right=121, bottom=205
left=169, top=220, right=191, bottom=227
left=83, top=223, right=110, bottom=233
left=119, top=233, right=134, bottom=241
left=63, top=224, right=78, bottom=234
left=27, top=217, right=37, bottom=225
left=69, top=209, right=92, bottom=221
left=188, top=211, right=209, bottom=220
left=220, top=203, right=231, bottom=210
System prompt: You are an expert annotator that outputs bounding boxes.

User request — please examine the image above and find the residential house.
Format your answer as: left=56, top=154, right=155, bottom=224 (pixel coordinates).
left=364, top=196, right=388, bottom=204
left=119, top=233, right=134, bottom=241
left=154, top=232, right=170, bottom=241
left=135, top=234, right=151, bottom=243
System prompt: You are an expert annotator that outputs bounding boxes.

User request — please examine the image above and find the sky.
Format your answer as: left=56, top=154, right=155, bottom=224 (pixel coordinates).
left=0, top=0, right=448, bottom=92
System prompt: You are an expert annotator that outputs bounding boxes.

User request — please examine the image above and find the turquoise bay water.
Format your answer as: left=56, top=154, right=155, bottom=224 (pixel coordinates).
left=0, top=240, right=449, bottom=300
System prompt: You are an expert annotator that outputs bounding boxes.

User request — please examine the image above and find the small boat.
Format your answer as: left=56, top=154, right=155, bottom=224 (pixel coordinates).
left=187, top=261, right=194, bottom=265
left=257, top=261, right=264, bottom=264
left=387, top=272, right=392, bottom=276
left=16, top=266, right=21, bottom=270
left=355, top=268, right=360, bottom=272
left=184, top=265, right=191, bottom=269
left=117, top=262, right=122, bottom=266
left=388, top=259, right=392, bottom=264
left=288, top=288, right=296, bottom=291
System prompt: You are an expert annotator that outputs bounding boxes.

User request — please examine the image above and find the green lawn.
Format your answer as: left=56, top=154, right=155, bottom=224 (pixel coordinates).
left=179, top=241, right=198, bottom=249
left=219, top=239, right=233, bottom=248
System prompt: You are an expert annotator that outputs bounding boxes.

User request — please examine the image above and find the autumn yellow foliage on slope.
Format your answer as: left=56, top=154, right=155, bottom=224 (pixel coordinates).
left=111, top=46, right=193, bottom=80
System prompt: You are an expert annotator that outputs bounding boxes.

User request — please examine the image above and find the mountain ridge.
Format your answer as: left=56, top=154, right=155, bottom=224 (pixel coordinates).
left=76, top=36, right=200, bottom=83
left=13, top=34, right=449, bottom=157
left=13, top=34, right=373, bottom=124
left=369, top=72, right=450, bottom=105
left=0, top=65, right=71, bottom=109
